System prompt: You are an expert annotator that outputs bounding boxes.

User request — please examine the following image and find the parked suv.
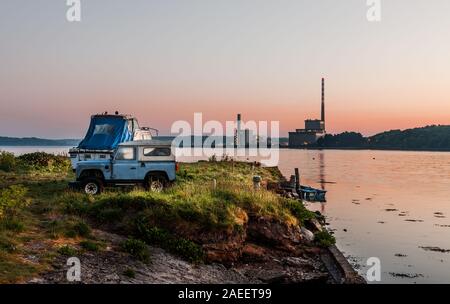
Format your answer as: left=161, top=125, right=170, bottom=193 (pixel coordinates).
left=70, top=140, right=177, bottom=195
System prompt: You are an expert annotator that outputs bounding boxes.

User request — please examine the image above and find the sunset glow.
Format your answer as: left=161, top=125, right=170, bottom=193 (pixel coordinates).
left=1, top=0, right=449, bottom=138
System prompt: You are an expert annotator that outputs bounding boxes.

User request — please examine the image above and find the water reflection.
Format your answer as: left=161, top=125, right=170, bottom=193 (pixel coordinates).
left=277, top=149, right=450, bottom=284
left=318, top=151, right=326, bottom=213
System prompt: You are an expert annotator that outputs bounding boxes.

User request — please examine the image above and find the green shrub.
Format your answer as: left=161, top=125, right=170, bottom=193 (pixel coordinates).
left=135, top=221, right=204, bottom=263
left=79, top=240, right=100, bottom=252
left=0, top=218, right=25, bottom=232
left=17, top=152, right=70, bottom=172
left=0, top=151, right=16, bottom=172
left=62, top=194, right=91, bottom=215
left=64, top=229, right=77, bottom=238
left=314, top=230, right=336, bottom=248
left=284, top=199, right=316, bottom=225
left=120, top=238, right=150, bottom=263
left=62, top=221, right=91, bottom=238
left=72, top=221, right=91, bottom=237
left=57, top=245, right=77, bottom=256
left=0, top=185, right=29, bottom=219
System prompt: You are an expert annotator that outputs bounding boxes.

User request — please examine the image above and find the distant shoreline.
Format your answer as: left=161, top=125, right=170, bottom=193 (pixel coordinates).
left=1, top=144, right=449, bottom=154
left=284, top=146, right=450, bottom=153
left=0, top=144, right=76, bottom=147
left=0, top=136, right=80, bottom=147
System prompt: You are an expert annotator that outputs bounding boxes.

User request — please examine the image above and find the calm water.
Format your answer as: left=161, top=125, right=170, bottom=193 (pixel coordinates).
left=277, top=149, right=450, bottom=284
left=3, top=146, right=450, bottom=283
left=0, top=146, right=71, bottom=155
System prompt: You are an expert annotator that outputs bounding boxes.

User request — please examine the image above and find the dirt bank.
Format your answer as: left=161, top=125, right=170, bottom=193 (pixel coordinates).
left=34, top=230, right=333, bottom=284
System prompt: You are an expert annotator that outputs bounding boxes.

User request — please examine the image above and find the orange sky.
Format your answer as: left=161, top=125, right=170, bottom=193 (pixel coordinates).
left=0, top=1, right=449, bottom=138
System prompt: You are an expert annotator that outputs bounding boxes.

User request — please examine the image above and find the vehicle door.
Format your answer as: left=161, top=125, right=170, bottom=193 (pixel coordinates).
left=112, top=146, right=138, bottom=181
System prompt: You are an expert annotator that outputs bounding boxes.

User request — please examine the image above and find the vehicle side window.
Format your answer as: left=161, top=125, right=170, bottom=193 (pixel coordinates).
left=115, top=147, right=135, bottom=160
left=143, top=147, right=171, bottom=157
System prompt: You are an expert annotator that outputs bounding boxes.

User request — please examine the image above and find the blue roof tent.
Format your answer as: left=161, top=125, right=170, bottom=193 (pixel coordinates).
left=77, top=115, right=134, bottom=150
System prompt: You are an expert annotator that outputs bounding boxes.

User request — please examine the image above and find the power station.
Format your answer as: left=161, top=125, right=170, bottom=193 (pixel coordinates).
left=234, top=114, right=256, bottom=148
left=288, top=78, right=326, bottom=147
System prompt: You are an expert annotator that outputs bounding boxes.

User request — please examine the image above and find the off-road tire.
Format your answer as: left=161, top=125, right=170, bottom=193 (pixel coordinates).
left=81, top=178, right=104, bottom=195
left=145, top=174, right=168, bottom=193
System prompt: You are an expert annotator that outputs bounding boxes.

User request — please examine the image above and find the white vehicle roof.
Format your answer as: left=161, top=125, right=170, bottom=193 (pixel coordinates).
left=119, top=140, right=173, bottom=147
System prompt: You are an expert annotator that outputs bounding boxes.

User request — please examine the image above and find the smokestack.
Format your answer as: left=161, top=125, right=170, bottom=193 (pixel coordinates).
left=235, top=114, right=242, bottom=147
left=321, top=78, right=325, bottom=127
left=237, top=114, right=242, bottom=132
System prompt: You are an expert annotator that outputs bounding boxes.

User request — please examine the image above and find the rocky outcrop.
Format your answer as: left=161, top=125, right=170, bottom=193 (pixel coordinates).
left=247, top=215, right=303, bottom=253
left=194, top=214, right=306, bottom=263
left=34, top=229, right=332, bottom=284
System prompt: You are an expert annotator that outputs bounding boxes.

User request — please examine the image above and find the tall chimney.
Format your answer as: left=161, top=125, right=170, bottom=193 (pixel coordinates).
left=237, top=114, right=242, bottom=132
left=235, top=114, right=242, bottom=147
left=321, top=78, right=325, bottom=128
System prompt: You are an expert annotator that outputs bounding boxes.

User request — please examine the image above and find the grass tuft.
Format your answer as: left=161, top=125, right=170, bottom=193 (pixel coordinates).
left=120, top=238, right=150, bottom=263
left=314, top=230, right=336, bottom=248
left=135, top=223, right=204, bottom=263
left=79, top=240, right=100, bottom=252
left=57, top=245, right=77, bottom=256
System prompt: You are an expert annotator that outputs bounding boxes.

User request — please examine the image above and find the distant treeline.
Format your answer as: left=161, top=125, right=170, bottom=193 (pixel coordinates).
left=312, top=125, right=450, bottom=151
left=0, top=137, right=80, bottom=146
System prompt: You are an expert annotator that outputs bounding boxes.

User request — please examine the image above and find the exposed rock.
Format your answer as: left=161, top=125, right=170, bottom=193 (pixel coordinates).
left=236, top=255, right=330, bottom=284
left=241, top=243, right=268, bottom=262
left=247, top=216, right=302, bottom=252
left=28, top=278, right=46, bottom=284
left=300, top=227, right=315, bottom=242
left=203, top=241, right=243, bottom=264
left=306, top=218, right=323, bottom=232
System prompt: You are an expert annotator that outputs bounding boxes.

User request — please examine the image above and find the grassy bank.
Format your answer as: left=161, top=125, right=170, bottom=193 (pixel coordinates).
left=0, top=152, right=321, bottom=283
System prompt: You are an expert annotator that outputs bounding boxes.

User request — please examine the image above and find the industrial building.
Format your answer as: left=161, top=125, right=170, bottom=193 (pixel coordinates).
left=289, top=78, right=326, bottom=147
left=234, top=114, right=257, bottom=148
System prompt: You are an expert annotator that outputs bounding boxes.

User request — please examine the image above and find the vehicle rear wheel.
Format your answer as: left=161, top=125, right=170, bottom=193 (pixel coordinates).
left=82, top=178, right=103, bottom=195
left=145, top=175, right=167, bottom=193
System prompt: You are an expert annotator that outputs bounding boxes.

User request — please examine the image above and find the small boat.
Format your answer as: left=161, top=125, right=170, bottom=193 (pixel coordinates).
left=300, top=186, right=327, bottom=202
left=279, top=178, right=327, bottom=202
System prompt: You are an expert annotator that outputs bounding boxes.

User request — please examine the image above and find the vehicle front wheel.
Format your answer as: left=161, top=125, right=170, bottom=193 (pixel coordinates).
left=145, top=175, right=167, bottom=193
left=82, top=178, right=103, bottom=195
